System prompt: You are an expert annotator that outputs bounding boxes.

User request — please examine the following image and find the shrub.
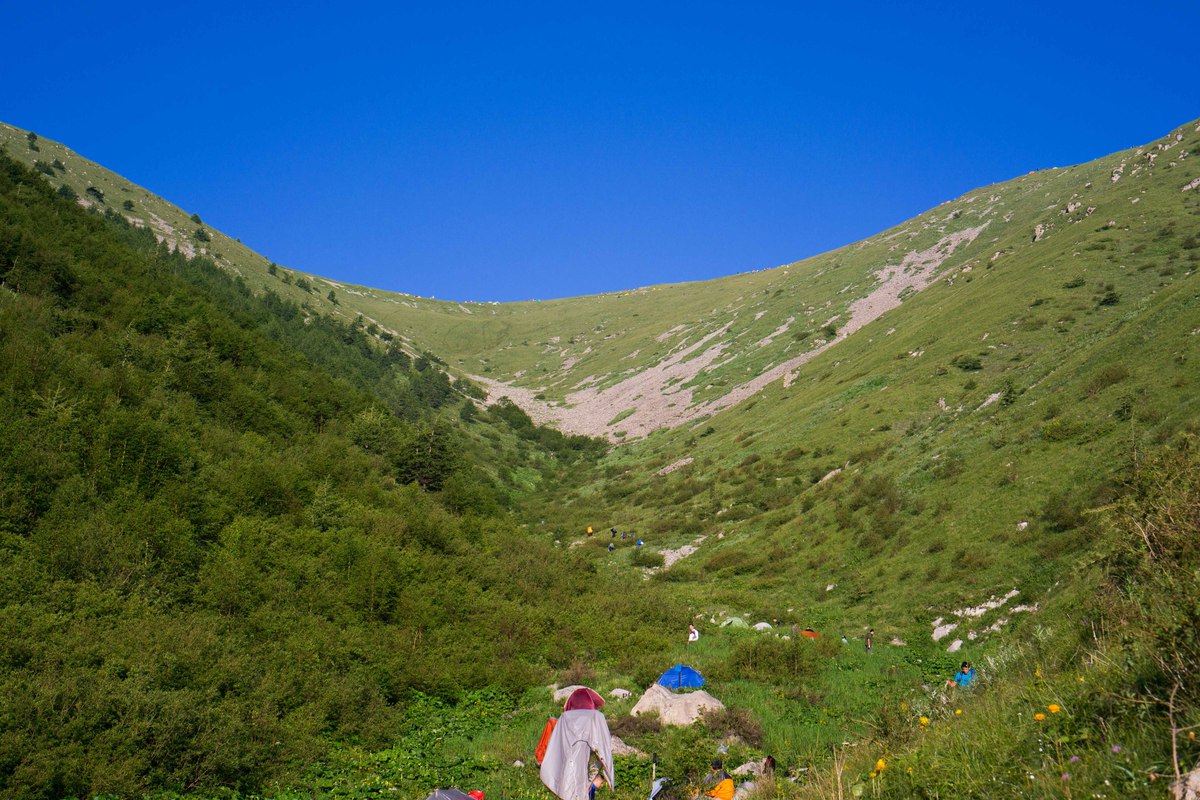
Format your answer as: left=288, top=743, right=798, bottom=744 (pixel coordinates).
left=630, top=548, right=665, bottom=569
left=701, top=707, right=764, bottom=747
left=559, top=659, right=596, bottom=687
left=1086, top=364, right=1130, bottom=397
left=1042, top=490, right=1085, bottom=531
left=951, top=354, right=982, bottom=371
left=609, top=712, right=663, bottom=738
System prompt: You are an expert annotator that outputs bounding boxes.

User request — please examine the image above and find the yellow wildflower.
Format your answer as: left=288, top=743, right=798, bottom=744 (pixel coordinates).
left=954, top=708, right=963, bottom=716
left=919, top=716, right=930, bottom=726
left=1048, top=704, right=1061, bottom=714
left=1034, top=713, right=1046, bottom=721
left=876, top=758, right=886, bottom=772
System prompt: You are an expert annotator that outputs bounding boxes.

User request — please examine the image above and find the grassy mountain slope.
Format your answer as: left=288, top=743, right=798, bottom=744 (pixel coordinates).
left=3, top=118, right=1200, bottom=799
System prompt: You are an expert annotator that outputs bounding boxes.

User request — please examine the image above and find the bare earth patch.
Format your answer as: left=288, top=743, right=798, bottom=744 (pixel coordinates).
left=475, top=225, right=987, bottom=441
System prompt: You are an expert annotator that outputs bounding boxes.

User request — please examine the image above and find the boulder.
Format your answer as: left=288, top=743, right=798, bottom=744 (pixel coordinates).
left=611, top=735, right=646, bottom=757
left=552, top=684, right=587, bottom=703
left=609, top=687, right=632, bottom=700
left=630, top=683, right=724, bottom=726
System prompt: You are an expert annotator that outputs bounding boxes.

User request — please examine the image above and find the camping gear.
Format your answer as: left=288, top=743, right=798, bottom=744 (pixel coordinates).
left=719, top=617, right=749, bottom=628
left=424, top=790, right=473, bottom=800
left=535, top=717, right=558, bottom=765
left=540, top=709, right=615, bottom=800
left=564, top=686, right=605, bottom=710
left=657, top=664, right=704, bottom=690
left=468, top=792, right=485, bottom=800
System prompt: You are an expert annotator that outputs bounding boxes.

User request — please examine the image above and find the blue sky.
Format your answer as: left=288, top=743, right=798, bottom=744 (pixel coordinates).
left=6, top=2, right=1198, bottom=301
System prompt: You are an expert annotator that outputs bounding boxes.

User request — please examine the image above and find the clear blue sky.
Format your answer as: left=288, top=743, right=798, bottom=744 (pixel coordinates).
left=7, top=2, right=1198, bottom=301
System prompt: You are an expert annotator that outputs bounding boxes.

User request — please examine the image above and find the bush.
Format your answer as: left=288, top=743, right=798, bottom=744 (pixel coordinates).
left=1086, top=364, right=1130, bottom=397
left=951, top=354, right=982, bottom=371
left=559, top=659, right=596, bottom=687
left=630, top=548, right=665, bottom=569
left=701, top=707, right=763, bottom=747
left=609, top=712, right=663, bottom=738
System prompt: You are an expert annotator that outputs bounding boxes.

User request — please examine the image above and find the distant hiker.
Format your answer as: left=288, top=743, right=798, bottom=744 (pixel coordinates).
left=761, top=755, right=776, bottom=776
left=611, top=527, right=617, bottom=538
left=841, top=633, right=849, bottom=644
left=865, top=629, right=874, bottom=653
left=608, top=542, right=615, bottom=553
left=587, top=526, right=593, bottom=536
left=703, top=760, right=734, bottom=800
left=688, top=624, right=700, bottom=644
left=636, top=538, right=644, bottom=547
left=947, top=661, right=977, bottom=688
left=800, top=627, right=819, bottom=639
left=621, top=532, right=627, bottom=540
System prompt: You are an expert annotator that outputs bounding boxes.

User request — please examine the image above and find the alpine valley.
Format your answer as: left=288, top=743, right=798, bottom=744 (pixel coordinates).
left=2, top=117, right=1199, bottom=799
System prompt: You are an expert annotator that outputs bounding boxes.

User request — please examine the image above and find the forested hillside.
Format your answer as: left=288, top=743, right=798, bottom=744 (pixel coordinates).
left=0, top=153, right=658, bottom=797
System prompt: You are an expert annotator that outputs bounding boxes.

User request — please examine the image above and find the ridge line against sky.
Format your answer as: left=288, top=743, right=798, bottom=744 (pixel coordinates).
left=6, top=1, right=1199, bottom=302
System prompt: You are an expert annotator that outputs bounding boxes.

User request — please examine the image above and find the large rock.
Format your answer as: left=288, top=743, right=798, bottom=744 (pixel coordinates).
left=611, top=735, right=646, bottom=757
left=552, top=684, right=587, bottom=703
left=1174, top=767, right=1200, bottom=800
left=630, top=683, right=724, bottom=726
left=609, top=688, right=632, bottom=700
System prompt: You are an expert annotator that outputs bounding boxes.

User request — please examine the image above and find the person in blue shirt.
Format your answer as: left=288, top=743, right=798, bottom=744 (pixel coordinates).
left=947, top=661, right=977, bottom=688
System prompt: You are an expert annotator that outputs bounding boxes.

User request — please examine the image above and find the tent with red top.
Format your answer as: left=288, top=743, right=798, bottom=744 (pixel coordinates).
left=563, top=687, right=605, bottom=711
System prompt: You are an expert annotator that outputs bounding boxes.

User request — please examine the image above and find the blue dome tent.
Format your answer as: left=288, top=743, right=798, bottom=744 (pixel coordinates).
left=657, top=663, right=705, bottom=690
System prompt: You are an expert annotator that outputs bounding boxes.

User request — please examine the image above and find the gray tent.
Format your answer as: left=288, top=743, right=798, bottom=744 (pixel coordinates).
left=540, top=709, right=615, bottom=800
left=720, top=616, right=750, bottom=628
left=424, top=790, right=473, bottom=800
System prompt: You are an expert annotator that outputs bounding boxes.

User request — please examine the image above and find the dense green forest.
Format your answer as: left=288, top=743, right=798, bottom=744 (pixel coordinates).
left=0, top=153, right=669, bottom=797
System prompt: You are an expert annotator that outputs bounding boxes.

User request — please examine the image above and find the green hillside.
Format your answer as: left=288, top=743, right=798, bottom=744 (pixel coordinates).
left=2, top=118, right=1200, bottom=799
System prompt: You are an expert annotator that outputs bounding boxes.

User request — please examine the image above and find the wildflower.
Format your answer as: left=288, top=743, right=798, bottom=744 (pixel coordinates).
left=1069, top=755, right=1080, bottom=763
left=1048, top=704, right=1061, bottom=713
left=876, top=758, right=887, bottom=772
left=1111, top=745, right=1122, bottom=754
left=906, top=767, right=913, bottom=775
left=954, top=708, right=963, bottom=716
left=869, top=772, right=877, bottom=778
left=1062, top=772, right=1070, bottom=782
left=919, top=716, right=930, bottom=726
left=1034, top=713, right=1046, bottom=721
